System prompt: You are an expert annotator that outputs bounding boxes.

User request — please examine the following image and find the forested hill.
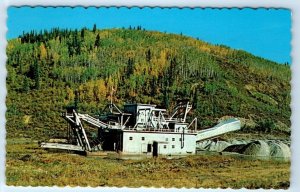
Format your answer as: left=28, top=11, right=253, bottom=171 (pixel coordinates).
left=6, top=27, right=291, bottom=139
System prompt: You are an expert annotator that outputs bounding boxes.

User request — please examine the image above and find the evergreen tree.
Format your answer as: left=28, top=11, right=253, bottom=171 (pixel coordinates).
left=93, top=24, right=97, bottom=33
left=74, top=90, right=79, bottom=110
left=33, top=61, right=40, bottom=90
left=126, top=58, right=134, bottom=77
left=74, top=34, right=81, bottom=55
left=192, top=88, right=198, bottom=109
left=80, top=28, right=85, bottom=39
left=150, top=77, right=156, bottom=95
left=95, top=34, right=100, bottom=48
left=22, top=77, right=30, bottom=93
left=163, top=87, right=169, bottom=110
left=146, top=49, right=151, bottom=63
left=168, top=57, right=177, bottom=86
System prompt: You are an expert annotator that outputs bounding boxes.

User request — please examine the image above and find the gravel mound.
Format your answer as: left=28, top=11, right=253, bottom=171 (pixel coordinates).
left=269, top=141, right=291, bottom=158
left=197, top=140, right=231, bottom=152
left=208, top=141, right=231, bottom=152
left=197, top=140, right=212, bottom=150
left=241, top=140, right=270, bottom=156
left=197, top=139, right=290, bottom=159
left=281, top=140, right=291, bottom=147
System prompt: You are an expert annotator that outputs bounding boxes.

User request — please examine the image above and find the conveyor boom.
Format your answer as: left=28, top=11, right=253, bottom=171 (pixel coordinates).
left=196, top=118, right=241, bottom=141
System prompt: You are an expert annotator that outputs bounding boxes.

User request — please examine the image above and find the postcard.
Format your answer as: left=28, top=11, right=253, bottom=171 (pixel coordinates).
left=3, top=4, right=296, bottom=191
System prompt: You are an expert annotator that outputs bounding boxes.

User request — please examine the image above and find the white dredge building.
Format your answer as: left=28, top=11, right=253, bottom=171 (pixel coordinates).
left=41, top=102, right=241, bottom=156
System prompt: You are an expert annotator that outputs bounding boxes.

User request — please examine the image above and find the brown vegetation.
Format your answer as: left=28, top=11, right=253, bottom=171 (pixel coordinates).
left=6, top=138, right=290, bottom=188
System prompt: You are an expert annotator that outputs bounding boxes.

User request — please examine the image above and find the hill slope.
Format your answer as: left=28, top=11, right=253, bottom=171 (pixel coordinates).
left=6, top=27, right=291, bottom=139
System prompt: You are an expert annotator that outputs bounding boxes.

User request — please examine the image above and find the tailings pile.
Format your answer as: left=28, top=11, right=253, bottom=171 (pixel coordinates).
left=197, top=139, right=291, bottom=159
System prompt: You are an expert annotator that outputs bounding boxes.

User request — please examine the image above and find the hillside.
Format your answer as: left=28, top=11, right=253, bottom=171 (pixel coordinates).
left=5, top=27, right=291, bottom=140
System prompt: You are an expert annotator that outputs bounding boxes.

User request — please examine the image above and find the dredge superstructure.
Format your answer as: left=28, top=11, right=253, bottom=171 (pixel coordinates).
left=41, top=102, right=241, bottom=155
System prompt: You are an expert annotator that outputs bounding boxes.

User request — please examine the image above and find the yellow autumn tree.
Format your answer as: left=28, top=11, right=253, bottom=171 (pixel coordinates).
left=40, top=42, right=47, bottom=59
left=65, top=86, right=75, bottom=104
left=85, top=81, right=94, bottom=103
left=93, top=79, right=107, bottom=102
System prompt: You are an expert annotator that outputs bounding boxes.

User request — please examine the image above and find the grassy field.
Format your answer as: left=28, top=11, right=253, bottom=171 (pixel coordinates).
left=5, top=138, right=290, bottom=189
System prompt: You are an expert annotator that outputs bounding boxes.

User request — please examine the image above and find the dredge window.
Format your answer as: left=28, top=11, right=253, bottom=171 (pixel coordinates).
left=142, top=137, right=145, bottom=141
left=129, top=137, right=133, bottom=140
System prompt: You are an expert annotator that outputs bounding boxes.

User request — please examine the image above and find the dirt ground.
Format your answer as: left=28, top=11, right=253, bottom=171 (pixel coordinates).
left=5, top=138, right=290, bottom=189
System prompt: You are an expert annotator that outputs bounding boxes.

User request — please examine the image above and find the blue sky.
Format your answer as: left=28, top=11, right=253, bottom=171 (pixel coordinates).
left=7, top=7, right=291, bottom=64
